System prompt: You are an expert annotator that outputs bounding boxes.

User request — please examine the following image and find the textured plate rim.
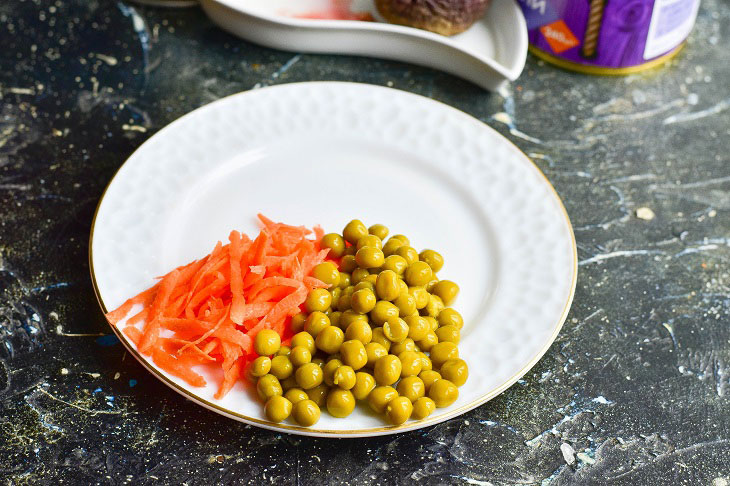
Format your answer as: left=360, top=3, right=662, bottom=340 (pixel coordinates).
left=88, top=81, right=577, bottom=437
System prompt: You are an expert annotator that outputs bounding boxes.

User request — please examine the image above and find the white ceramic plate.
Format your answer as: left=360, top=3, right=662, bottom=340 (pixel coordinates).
left=199, top=0, right=527, bottom=91
left=90, top=82, right=576, bottom=437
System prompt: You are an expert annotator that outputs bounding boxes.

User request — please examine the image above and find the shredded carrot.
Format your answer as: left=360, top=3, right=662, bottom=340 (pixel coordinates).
left=106, top=215, right=327, bottom=399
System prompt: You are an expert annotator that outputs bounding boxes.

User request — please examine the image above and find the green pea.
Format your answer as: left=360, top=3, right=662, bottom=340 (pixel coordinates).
left=440, top=359, right=469, bottom=387
left=315, top=325, right=344, bottom=354
left=304, top=311, right=330, bottom=337
left=382, top=237, right=405, bottom=257
left=432, top=280, right=460, bottom=306
left=305, top=288, right=332, bottom=313
left=254, top=329, right=281, bottom=356
left=340, top=340, right=368, bottom=370
left=386, top=396, right=413, bottom=425
left=382, top=255, right=408, bottom=275
left=351, top=288, right=377, bottom=314
left=312, top=262, right=341, bottom=288
left=429, top=379, right=458, bottom=408
left=355, top=246, right=385, bottom=269
left=374, top=354, right=402, bottom=385
left=340, top=255, right=358, bottom=273
left=356, top=234, right=383, bottom=250
left=419, top=249, right=444, bottom=273
left=395, top=245, right=418, bottom=265
left=383, top=317, right=409, bottom=343
left=292, top=399, right=320, bottom=426
left=437, top=308, right=464, bottom=329
left=291, top=331, right=315, bottom=355
left=435, top=325, right=460, bottom=344
left=343, top=219, right=368, bottom=244
left=393, top=292, right=417, bottom=317
left=375, top=270, right=400, bottom=301
left=327, top=388, right=356, bottom=417
left=370, top=301, right=400, bottom=326
left=405, top=261, right=433, bottom=287
left=320, top=233, right=345, bottom=258
left=368, top=224, right=389, bottom=240
left=264, top=395, right=293, bottom=423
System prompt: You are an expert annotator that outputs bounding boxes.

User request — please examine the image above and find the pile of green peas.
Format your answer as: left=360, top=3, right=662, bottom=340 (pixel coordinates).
left=251, top=219, right=468, bottom=427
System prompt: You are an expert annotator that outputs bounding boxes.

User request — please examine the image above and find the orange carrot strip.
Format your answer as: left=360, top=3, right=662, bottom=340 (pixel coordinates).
left=123, top=326, right=143, bottom=346
left=229, top=230, right=246, bottom=324
left=105, top=283, right=159, bottom=325
left=138, top=269, right=180, bottom=353
left=152, top=347, right=205, bottom=387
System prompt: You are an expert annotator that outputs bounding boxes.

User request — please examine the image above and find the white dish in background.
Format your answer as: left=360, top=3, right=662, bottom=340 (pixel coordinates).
left=199, top=0, right=527, bottom=91
left=90, top=82, right=576, bottom=437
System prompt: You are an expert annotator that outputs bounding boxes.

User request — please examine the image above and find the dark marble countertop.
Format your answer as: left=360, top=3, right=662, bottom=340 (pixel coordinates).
left=2, top=0, right=729, bottom=484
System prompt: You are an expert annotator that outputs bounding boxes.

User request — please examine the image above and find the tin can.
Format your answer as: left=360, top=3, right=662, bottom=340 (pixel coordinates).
left=517, top=0, right=701, bottom=75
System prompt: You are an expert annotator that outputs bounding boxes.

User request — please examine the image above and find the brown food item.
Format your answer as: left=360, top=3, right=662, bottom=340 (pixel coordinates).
left=375, top=0, right=492, bottom=36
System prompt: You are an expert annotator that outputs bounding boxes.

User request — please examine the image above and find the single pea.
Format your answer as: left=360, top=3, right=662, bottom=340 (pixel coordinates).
left=441, top=359, right=469, bottom=387
left=429, top=379, right=459, bottom=408
left=363, top=274, right=378, bottom=285
left=280, top=375, right=298, bottom=392
left=330, top=287, right=342, bottom=309
left=304, top=311, right=331, bottom=337
left=370, top=301, right=400, bottom=326
left=289, top=346, right=312, bottom=367
left=395, top=245, right=419, bottom=265
left=340, top=310, right=368, bottom=329
left=386, top=396, right=413, bottom=425
left=320, top=233, right=346, bottom=258
left=365, top=342, right=388, bottom=367
left=405, top=261, right=433, bottom=287
left=370, top=327, right=392, bottom=351
left=368, top=224, right=389, bottom=240
left=264, top=395, right=293, bottom=423
left=276, top=346, right=291, bottom=357
left=435, top=325, right=460, bottom=344
left=291, top=331, right=316, bottom=355
left=392, top=234, right=410, bottom=245
left=251, top=356, right=272, bottom=377
left=295, top=362, right=324, bottom=390
left=356, top=234, right=383, bottom=250
left=312, top=261, right=341, bottom=288
left=256, top=374, right=282, bottom=402
left=355, top=246, right=385, bottom=269
left=425, top=277, right=439, bottom=292
left=398, top=350, right=423, bottom=377
left=382, top=237, right=406, bottom=257
left=432, top=280, right=460, bottom=306
left=328, top=311, right=342, bottom=329
left=381, top=255, right=408, bottom=276
left=412, top=397, right=436, bottom=420
left=374, top=354, right=402, bottom=386
left=390, top=338, right=416, bottom=356
left=375, top=270, right=400, bottom=302
left=343, top=219, right=368, bottom=244
left=284, top=388, right=309, bottom=404
left=327, top=389, right=356, bottom=418
left=402, top=315, right=430, bottom=341
left=419, top=249, right=444, bottom=273
left=383, top=317, right=409, bottom=343
left=409, top=286, right=430, bottom=309
left=305, top=288, right=332, bottom=313
left=397, top=376, right=426, bottom=403
left=430, top=342, right=459, bottom=368
left=424, top=316, right=439, bottom=332
left=368, top=386, right=398, bottom=414
left=418, top=352, right=433, bottom=371
left=292, top=399, right=320, bottom=426
left=315, top=325, right=345, bottom=354
left=342, top=245, right=357, bottom=256
left=393, top=292, right=417, bottom=317
left=345, top=320, right=373, bottom=344
left=351, top=288, right=377, bottom=314
left=351, top=268, right=371, bottom=285
left=424, top=294, right=445, bottom=318
left=352, top=372, right=377, bottom=400
left=340, top=340, right=368, bottom=370
left=323, top=358, right=344, bottom=387
left=291, top=313, right=307, bottom=333
left=353, top=280, right=375, bottom=293
left=254, top=329, right=281, bottom=356
left=333, top=365, right=356, bottom=390
left=338, top=272, right=351, bottom=289
left=337, top=286, right=354, bottom=311
left=419, top=370, right=442, bottom=393
left=416, top=331, right=438, bottom=352
left=270, top=355, right=294, bottom=380
left=437, top=308, right=464, bottom=329
left=340, top=255, right=358, bottom=273
left=306, top=383, right=330, bottom=407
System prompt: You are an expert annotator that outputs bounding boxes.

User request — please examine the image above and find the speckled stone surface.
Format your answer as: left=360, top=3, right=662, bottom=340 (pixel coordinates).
left=1, top=1, right=728, bottom=484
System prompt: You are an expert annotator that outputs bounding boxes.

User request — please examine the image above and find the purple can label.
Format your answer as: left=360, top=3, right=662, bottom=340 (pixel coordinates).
left=518, top=0, right=701, bottom=70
